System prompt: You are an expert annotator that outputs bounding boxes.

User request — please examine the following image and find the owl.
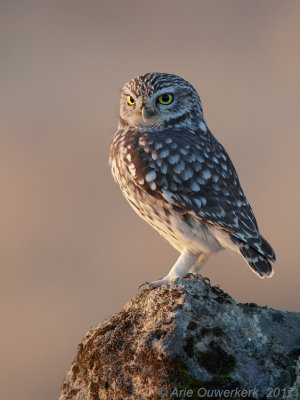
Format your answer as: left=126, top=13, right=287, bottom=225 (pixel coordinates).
left=109, top=72, right=276, bottom=287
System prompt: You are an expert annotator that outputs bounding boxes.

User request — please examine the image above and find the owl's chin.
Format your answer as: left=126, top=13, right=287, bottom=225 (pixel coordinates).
left=134, top=118, right=162, bottom=130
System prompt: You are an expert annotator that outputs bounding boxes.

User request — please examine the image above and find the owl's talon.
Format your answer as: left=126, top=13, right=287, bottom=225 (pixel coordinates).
left=138, top=277, right=170, bottom=289
left=185, top=273, right=196, bottom=279
left=138, top=281, right=150, bottom=289
left=148, top=278, right=170, bottom=288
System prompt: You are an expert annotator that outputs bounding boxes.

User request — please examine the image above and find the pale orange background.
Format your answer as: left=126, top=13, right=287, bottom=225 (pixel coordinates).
left=1, top=1, right=299, bottom=399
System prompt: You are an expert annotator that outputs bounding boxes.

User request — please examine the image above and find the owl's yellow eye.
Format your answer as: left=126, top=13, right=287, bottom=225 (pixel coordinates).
left=158, top=93, right=173, bottom=105
left=127, top=95, right=135, bottom=106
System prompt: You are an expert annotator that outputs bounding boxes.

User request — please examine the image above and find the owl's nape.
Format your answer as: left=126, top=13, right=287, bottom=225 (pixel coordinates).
left=110, top=72, right=276, bottom=288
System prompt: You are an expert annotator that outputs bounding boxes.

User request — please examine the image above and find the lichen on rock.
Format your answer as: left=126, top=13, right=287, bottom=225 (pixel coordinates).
left=60, top=275, right=300, bottom=400
left=284, top=356, right=300, bottom=400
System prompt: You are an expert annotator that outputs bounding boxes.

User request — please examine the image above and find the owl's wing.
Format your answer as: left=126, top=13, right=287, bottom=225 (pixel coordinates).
left=123, top=128, right=275, bottom=262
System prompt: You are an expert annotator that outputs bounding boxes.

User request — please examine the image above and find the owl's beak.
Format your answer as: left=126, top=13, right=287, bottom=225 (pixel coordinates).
left=141, top=106, right=155, bottom=121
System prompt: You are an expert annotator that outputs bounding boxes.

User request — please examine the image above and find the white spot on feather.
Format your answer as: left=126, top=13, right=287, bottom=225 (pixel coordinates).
left=139, top=137, right=147, bottom=146
left=174, top=160, right=185, bottom=174
left=128, top=163, right=136, bottom=175
left=190, top=181, right=200, bottom=191
left=152, top=152, right=158, bottom=160
left=197, top=177, right=207, bottom=185
left=155, top=142, right=163, bottom=150
left=160, top=148, right=170, bottom=158
left=180, top=148, right=188, bottom=155
left=202, top=169, right=211, bottom=180
left=181, top=167, right=193, bottom=180
left=221, top=163, right=228, bottom=171
left=145, top=170, right=156, bottom=182
left=149, top=181, right=156, bottom=190
left=162, top=190, right=174, bottom=203
left=199, top=121, right=207, bottom=131
left=161, top=163, right=168, bottom=174
left=212, top=184, right=221, bottom=191
left=168, top=153, right=180, bottom=165
left=193, top=198, right=202, bottom=208
left=200, top=197, right=207, bottom=206
left=156, top=158, right=162, bottom=167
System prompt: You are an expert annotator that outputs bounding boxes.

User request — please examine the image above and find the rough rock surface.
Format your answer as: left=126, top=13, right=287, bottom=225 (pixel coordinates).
left=60, top=275, right=300, bottom=400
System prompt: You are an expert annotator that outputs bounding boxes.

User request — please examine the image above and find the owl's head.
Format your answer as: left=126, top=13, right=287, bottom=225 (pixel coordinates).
left=119, top=73, right=203, bottom=130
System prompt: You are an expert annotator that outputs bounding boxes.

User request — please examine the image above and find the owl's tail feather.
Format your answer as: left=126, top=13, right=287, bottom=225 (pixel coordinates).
left=231, top=237, right=274, bottom=278
left=260, top=236, right=276, bottom=262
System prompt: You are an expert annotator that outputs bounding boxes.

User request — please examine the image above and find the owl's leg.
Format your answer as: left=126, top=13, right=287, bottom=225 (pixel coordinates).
left=188, top=253, right=209, bottom=273
left=139, top=249, right=200, bottom=289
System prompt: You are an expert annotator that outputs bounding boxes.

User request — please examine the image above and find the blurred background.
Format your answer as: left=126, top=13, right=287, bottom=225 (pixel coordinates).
left=0, top=1, right=299, bottom=399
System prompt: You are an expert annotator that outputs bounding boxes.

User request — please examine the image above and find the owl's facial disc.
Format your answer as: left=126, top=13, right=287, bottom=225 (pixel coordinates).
left=120, top=88, right=194, bottom=129
left=120, top=90, right=173, bottom=128
left=118, top=73, right=204, bottom=130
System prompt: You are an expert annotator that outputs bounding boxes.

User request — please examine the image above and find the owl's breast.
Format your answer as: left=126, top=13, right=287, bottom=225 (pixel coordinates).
left=110, top=129, right=137, bottom=190
left=110, top=129, right=221, bottom=254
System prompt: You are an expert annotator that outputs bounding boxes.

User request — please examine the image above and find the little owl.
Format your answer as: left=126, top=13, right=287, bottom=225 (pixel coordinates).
left=109, top=72, right=276, bottom=287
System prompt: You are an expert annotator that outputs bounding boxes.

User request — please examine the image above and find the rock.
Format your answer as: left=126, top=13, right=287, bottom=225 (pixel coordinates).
left=59, top=275, right=300, bottom=400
